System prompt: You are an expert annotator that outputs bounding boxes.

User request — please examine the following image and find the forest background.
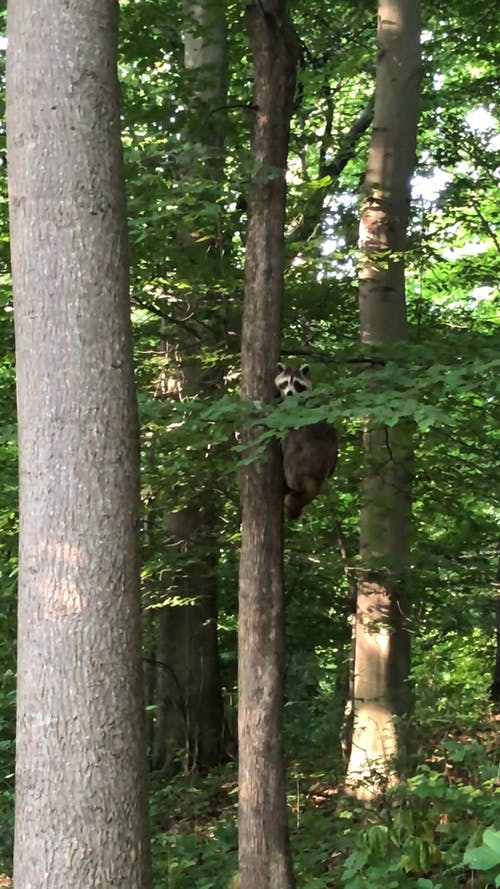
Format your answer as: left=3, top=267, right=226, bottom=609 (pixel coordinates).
left=0, top=0, right=499, bottom=886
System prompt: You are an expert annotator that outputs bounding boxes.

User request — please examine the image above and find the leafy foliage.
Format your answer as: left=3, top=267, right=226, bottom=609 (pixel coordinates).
left=0, top=0, right=499, bottom=883
left=146, top=722, right=499, bottom=888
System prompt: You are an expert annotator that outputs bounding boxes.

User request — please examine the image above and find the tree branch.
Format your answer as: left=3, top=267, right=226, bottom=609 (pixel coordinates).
left=290, top=95, right=374, bottom=242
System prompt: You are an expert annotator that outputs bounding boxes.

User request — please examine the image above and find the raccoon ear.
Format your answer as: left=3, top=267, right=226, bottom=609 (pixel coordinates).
left=276, top=362, right=285, bottom=373
left=299, top=364, right=310, bottom=376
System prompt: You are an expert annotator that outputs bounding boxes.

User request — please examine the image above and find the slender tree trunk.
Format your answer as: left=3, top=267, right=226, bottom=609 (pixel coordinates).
left=7, top=2, right=151, bottom=885
left=491, top=554, right=500, bottom=703
left=152, top=0, right=227, bottom=773
left=346, top=0, right=421, bottom=798
left=238, top=3, right=300, bottom=886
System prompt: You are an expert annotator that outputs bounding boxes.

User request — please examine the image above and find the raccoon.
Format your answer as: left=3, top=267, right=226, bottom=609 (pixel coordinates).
left=275, top=363, right=338, bottom=520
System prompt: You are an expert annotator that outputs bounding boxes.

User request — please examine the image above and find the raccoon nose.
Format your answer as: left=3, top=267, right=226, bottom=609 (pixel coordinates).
left=286, top=391, right=293, bottom=397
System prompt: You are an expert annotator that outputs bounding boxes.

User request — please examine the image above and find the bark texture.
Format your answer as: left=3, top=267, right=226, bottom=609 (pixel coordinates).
left=238, top=3, right=300, bottom=887
left=7, top=1, right=151, bottom=885
left=346, top=0, right=421, bottom=797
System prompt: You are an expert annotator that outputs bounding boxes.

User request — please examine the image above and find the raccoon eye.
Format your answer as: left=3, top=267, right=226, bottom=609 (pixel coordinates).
left=293, top=381, right=306, bottom=392
left=278, top=381, right=288, bottom=390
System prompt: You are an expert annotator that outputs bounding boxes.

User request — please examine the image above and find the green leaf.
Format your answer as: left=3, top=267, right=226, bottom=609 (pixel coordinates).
left=484, top=828, right=500, bottom=856
left=463, top=843, right=500, bottom=871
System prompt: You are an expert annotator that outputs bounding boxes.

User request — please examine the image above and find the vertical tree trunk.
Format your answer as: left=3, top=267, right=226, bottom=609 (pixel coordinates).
left=153, top=504, right=224, bottom=773
left=238, top=3, right=300, bottom=887
left=7, top=2, right=151, bottom=885
left=151, top=0, right=227, bottom=774
left=346, top=0, right=421, bottom=797
left=490, top=555, right=500, bottom=703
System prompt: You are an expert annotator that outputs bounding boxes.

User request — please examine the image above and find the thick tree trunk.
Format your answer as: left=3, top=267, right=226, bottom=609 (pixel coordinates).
left=7, top=2, right=151, bottom=886
left=346, top=0, right=421, bottom=798
left=238, top=3, right=300, bottom=887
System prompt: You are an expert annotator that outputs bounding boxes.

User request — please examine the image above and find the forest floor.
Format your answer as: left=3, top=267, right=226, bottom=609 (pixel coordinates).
left=0, top=715, right=498, bottom=887
left=149, top=712, right=500, bottom=888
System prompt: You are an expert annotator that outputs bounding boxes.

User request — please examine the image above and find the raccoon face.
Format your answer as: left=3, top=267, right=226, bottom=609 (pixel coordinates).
left=274, top=363, right=312, bottom=398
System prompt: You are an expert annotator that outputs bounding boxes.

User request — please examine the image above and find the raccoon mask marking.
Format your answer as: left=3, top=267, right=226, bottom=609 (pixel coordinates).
left=274, top=363, right=338, bottom=520
left=275, top=363, right=313, bottom=397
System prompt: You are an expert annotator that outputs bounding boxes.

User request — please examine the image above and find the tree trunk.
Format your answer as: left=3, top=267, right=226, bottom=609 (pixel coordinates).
left=346, top=0, right=421, bottom=798
left=152, top=504, right=224, bottom=773
left=151, top=0, right=227, bottom=774
left=238, top=3, right=300, bottom=887
left=491, top=554, right=500, bottom=703
left=7, top=2, right=151, bottom=885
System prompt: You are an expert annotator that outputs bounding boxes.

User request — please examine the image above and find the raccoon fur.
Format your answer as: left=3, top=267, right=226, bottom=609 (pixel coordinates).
left=275, top=363, right=338, bottom=520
